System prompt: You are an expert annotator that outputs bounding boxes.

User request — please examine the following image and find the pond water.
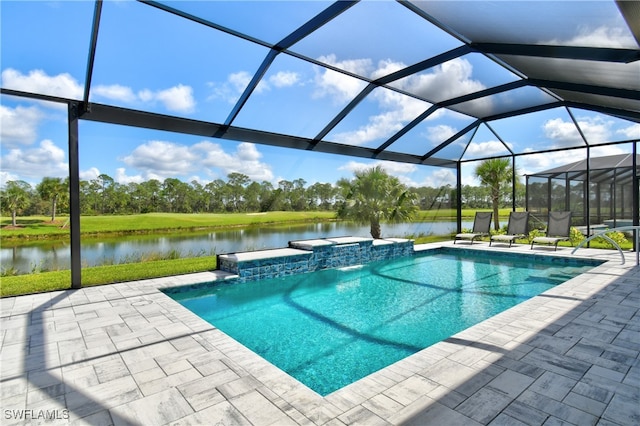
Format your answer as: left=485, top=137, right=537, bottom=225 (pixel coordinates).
left=2, top=221, right=475, bottom=273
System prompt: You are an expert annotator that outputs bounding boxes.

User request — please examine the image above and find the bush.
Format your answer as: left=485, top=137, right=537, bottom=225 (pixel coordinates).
left=528, top=229, right=544, bottom=243
left=595, top=231, right=627, bottom=249
left=569, top=227, right=585, bottom=246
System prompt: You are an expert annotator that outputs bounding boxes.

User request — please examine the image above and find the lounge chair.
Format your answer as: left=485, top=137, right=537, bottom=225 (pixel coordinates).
left=490, top=211, right=530, bottom=248
left=454, top=212, right=492, bottom=244
left=530, top=211, right=572, bottom=251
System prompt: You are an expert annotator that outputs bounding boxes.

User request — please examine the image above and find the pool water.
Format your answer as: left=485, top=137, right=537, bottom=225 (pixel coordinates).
left=166, top=249, right=599, bottom=396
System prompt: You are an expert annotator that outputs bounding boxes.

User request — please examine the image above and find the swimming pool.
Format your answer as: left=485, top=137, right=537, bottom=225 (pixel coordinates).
left=165, top=248, right=601, bottom=396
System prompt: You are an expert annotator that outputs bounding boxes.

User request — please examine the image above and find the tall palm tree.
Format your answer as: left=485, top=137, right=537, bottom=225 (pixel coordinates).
left=36, top=177, right=68, bottom=221
left=474, top=158, right=514, bottom=231
left=336, top=166, right=417, bottom=239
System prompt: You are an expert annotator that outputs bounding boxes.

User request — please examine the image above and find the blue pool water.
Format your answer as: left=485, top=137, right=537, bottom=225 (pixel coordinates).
left=165, top=249, right=600, bottom=395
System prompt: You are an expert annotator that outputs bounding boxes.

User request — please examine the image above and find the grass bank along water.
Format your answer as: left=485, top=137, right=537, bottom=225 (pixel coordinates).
left=0, top=211, right=340, bottom=241
left=0, top=210, right=492, bottom=242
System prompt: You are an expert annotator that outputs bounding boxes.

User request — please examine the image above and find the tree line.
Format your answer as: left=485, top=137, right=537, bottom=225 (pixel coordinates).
left=1, top=166, right=524, bottom=225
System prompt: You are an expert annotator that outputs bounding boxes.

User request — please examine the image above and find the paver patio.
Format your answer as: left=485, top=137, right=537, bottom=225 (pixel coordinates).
left=1, top=242, right=638, bottom=425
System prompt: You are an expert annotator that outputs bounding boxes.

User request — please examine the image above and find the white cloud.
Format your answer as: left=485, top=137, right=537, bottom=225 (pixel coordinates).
left=518, top=152, right=559, bottom=174
left=0, top=171, right=21, bottom=187
left=228, top=71, right=253, bottom=93
left=80, top=167, right=100, bottom=181
left=543, top=118, right=583, bottom=146
left=577, top=117, right=612, bottom=144
left=1, top=68, right=83, bottom=99
left=122, top=140, right=199, bottom=176
left=92, top=83, right=195, bottom=113
left=1, top=140, right=67, bottom=179
left=2, top=68, right=197, bottom=114
left=397, top=58, right=486, bottom=102
left=269, top=71, right=300, bottom=88
left=91, top=84, right=137, bottom=103
left=195, top=141, right=274, bottom=182
left=0, top=104, right=44, bottom=146
left=465, top=140, right=510, bottom=157
left=331, top=87, right=429, bottom=146
left=137, top=89, right=154, bottom=103
left=318, top=54, right=373, bottom=76
left=115, top=168, right=144, bottom=185
left=420, top=168, right=456, bottom=188
left=120, top=140, right=273, bottom=183
left=589, top=145, right=628, bottom=157
left=546, top=26, right=637, bottom=48
left=426, top=125, right=456, bottom=144
left=543, top=115, right=625, bottom=147
left=315, top=57, right=485, bottom=146
left=313, top=55, right=369, bottom=104
left=616, top=123, right=640, bottom=140
left=154, top=84, right=195, bottom=113
left=208, top=69, right=294, bottom=104
left=228, top=70, right=269, bottom=95
left=370, top=59, right=405, bottom=80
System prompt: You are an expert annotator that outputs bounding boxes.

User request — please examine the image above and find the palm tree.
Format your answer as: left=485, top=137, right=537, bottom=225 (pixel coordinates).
left=336, top=166, right=417, bottom=239
left=36, top=177, right=68, bottom=221
left=474, top=158, right=514, bottom=231
left=1, top=180, right=33, bottom=227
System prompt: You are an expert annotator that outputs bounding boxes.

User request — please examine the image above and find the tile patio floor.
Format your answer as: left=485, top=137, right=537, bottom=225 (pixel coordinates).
left=1, top=242, right=638, bottom=425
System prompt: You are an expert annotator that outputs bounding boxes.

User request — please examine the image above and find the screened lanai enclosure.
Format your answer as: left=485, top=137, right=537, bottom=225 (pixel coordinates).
left=526, top=154, right=640, bottom=233
left=1, top=0, right=639, bottom=287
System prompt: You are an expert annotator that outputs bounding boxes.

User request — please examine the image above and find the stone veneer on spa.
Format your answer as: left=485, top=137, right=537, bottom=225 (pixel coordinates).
left=216, top=236, right=414, bottom=282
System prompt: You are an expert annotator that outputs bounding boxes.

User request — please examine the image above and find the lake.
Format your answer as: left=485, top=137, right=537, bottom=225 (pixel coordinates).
left=2, top=221, right=475, bottom=274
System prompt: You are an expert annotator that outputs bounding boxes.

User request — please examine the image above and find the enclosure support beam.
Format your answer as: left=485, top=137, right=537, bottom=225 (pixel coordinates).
left=456, top=162, right=462, bottom=234
left=68, top=103, right=82, bottom=289
left=525, top=175, right=530, bottom=212
left=596, top=182, right=601, bottom=224
left=586, top=148, right=591, bottom=238
left=633, top=142, right=638, bottom=252
left=547, top=177, right=552, bottom=216
left=565, top=175, right=571, bottom=212
left=612, top=168, right=618, bottom=228
left=512, top=156, right=517, bottom=212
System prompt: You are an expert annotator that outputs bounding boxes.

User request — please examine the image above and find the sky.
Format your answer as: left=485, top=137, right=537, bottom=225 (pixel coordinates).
left=1, top=0, right=638, bottom=191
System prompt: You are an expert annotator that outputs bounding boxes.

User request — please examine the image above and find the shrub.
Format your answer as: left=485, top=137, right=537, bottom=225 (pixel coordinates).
left=528, top=229, right=544, bottom=243
left=569, top=227, right=585, bottom=246
left=595, top=231, right=627, bottom=249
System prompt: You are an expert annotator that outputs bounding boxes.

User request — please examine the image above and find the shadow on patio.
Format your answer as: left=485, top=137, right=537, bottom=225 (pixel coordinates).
left=383, top=265, right=640, bottom=425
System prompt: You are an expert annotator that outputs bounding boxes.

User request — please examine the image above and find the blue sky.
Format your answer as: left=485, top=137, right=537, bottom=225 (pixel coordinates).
left=1, top=1, right=638, bottom=190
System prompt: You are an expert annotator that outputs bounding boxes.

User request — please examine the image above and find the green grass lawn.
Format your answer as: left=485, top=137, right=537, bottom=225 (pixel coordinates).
left=0, top=256, right=218, bottom=297
left=0, top=211, right=339, bottom=241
